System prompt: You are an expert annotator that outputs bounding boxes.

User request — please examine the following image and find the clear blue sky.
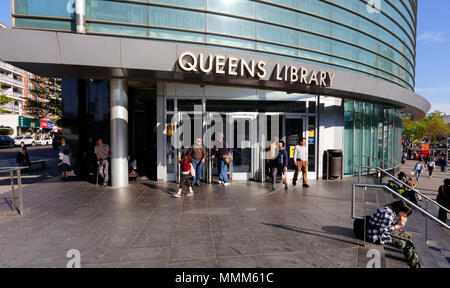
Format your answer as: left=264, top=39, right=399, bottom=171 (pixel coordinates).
left=1, top=1, right=449, bottom=114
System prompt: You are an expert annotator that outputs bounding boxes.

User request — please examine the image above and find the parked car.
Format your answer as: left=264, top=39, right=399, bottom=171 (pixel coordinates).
left=36, top=137, right=53, bottom=146
left=14, top=136, right=35, bottom=147
left=0, top=136, right=15, bottom=148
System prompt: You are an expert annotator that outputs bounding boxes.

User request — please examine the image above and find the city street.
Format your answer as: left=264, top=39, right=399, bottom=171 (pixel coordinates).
left=0, top=145, right=60, bottom=195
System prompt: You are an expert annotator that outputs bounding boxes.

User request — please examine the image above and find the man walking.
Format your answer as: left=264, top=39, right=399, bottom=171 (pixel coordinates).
left=95, top=137, right=110, bottom=186
left=293, top=138, right=309, bottom=187
left=191, top=138, right=206, bottom=186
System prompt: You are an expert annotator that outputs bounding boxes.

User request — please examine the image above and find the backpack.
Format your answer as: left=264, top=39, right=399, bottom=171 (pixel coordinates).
left=182, top=155, right=191, bottom=172
left=353, top=216, right=372, bottom=241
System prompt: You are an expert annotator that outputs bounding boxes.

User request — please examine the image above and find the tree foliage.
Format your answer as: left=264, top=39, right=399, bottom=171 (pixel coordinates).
left=402, top=111, right=450, bottom=142
left=0, top=83, right=16, bottom=114
left=26, top=77, right=62, bottom=120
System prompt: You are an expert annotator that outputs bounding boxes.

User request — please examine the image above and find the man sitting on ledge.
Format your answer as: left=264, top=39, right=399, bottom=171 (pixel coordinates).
left=367, top=200, right=420, bottom=268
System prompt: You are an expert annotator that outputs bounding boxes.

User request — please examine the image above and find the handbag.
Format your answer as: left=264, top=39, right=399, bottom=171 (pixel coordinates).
left=189, top=163, right=196, bottom=178
left=223, top=153, right=233, bottom=165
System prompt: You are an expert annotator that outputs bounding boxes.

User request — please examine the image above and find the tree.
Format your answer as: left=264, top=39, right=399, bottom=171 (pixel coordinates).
left=0, top=83, right=16, bottom=114
left=26, top=77, right=62, bottom=121
left=402, top=110, right=450, bottom=142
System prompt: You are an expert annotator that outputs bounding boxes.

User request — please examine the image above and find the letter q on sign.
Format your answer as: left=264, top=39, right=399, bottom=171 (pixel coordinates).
left=178, top=52, right=198, bottom=72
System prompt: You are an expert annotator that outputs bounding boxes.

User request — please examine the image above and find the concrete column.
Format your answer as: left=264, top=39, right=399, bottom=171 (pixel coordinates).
left=110, top=79, right=128, bottom=188
left=75, top=0, right=86, bottom=34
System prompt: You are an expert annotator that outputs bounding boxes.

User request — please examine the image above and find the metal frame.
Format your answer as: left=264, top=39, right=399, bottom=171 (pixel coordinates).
left=0, top=167, right=26, bottom=216
left=357, top=165, right=450, bottom=216
left=352, top=183, right=450, bottom=247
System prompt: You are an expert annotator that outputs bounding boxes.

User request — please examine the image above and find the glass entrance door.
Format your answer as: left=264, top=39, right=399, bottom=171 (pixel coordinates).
left=228, top=113, right=258, bottom=181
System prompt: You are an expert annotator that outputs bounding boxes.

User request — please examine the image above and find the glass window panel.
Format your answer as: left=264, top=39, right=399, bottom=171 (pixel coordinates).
left=89, top=23, right=147, bottom=37
left=207, top=35, right=255, bottom=50
left=89, top=0, right=147, bottom=24
left=207, top=14, right=255, bottom=38
left=257, top=23, right=297, bottom=46
left=15, top=18, right=73, bottom=31
left=207, top=0, right=255, bottom=18
left=15, top=0, right=73, bottom=18
left=149, top=0, right=205, bottom=9
left=344, top=101, right=354, bottom=175
left=149, top=6, right=205, bottom=31
left=150, top=28, right=205, bottom=42
left=256, top=3, right=297, bottom=27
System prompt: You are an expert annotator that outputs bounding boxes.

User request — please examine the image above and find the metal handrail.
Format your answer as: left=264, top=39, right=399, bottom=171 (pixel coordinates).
left=0, top=166, right=27, bottom=216
left=352, top=183, right=450, bottom=246
left=358, top=165, right=450, bottom=214
left=353, top=155, right=400, bottom=170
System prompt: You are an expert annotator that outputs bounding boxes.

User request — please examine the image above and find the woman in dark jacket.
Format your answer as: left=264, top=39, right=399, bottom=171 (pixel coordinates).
left=16, top=147, right=31, bottom=167
left=437, top=179, right=450, bottom=223
left=272, top=140, right=288, bottom=190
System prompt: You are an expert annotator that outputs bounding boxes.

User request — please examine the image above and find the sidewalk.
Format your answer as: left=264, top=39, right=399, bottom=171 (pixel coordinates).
left=0, top=175, right=412, bottom=268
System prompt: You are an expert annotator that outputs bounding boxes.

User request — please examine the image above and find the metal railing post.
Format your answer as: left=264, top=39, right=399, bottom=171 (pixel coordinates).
left=425, top=199, right=428, bottom=243
left=10, top=170, right=16, bottom=213
left=17, top=169, right=23, bottom=216
left=363, top=187, right=367, bottom=247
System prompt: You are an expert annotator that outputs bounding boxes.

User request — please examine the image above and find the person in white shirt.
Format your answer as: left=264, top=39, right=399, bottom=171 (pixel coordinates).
left=293, top=138, right=309, bottom=187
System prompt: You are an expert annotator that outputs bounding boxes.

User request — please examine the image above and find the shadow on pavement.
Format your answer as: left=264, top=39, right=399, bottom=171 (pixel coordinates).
left=261, top=223, right=358, bottom=246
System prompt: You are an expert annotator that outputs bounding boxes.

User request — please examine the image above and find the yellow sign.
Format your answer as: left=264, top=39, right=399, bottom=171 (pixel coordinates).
left=290, top=146, right=295, bottom=158
left=166, top=123, right=174, bottom=136
left=308, top=125, right=315, bottom=137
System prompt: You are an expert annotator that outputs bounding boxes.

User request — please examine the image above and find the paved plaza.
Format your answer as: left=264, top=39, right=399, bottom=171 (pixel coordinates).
left=0, top=160, right=448, bottom=268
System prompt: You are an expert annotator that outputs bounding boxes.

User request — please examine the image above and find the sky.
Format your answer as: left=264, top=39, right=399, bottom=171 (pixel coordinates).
left=0, top=1, right=449, bottom=115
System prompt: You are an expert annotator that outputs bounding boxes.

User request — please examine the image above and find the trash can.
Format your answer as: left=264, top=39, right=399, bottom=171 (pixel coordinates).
left=327, top=149, right=343, bottom=179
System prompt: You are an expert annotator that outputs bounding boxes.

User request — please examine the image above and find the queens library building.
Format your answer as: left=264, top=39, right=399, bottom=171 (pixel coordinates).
left=0, top=0, right=429, bottom=187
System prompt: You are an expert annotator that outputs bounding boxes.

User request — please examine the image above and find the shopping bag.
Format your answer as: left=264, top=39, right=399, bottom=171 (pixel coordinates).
left=282, top=172, right=287, bottom=184
left=189, top=163, right=196, bottom=178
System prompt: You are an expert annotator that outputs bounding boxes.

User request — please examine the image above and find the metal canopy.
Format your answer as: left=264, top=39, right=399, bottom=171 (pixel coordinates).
left=0, top=28, right=430, bottom=119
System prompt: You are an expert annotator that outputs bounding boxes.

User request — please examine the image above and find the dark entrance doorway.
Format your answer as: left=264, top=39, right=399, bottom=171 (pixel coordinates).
left=129, top=88, right=157, bottom=180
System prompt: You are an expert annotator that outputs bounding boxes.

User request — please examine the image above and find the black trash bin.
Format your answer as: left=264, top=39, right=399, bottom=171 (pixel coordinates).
left=327, top=149, right=343, bottom=179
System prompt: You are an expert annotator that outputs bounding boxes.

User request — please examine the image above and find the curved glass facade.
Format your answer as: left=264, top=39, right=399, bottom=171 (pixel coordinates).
left=344, top=100, right=402, bottom=175
left=13, top=0, right=417, bottom=90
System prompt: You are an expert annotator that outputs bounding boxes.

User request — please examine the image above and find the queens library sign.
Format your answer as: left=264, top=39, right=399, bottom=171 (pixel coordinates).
left=178, top=51, right=336, bottom=88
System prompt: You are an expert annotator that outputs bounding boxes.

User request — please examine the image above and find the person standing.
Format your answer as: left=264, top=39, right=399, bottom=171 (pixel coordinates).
left=437, top=179, right=450, bottom=223
left=16, top=146, right=31, bottom=168
left=292, top=138, right=309, bottom=188
left=212, top=133, right=230, bottom=186
left=426, top=155, right=435, bottom=179
left=95, top=137, right=110, bottom=186
left=191, top=138, right=206, bottom=186
left=57, top=137, right=71, bottom=180
left=272, top=140, right=288, bottom=190
left=367, top=201, right=420, bottom=268
left=173, top=149, right=194, bottom=198
left=413, top=159, right=424, bottom=182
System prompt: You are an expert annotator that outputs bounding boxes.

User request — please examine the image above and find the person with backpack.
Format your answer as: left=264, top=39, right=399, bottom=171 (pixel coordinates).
left=437, top=179, right=450, bottom=223
left=191, top=138, right=206, bottom=186
left=426, top=155, right=435, bottom=179
left=413, top=159, right=424, bottom=182
left=173, top=148, right=194, bottom=198
left=367, top=200, right=420, bottom=268
left=272, top=140, right=288, bottom=190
